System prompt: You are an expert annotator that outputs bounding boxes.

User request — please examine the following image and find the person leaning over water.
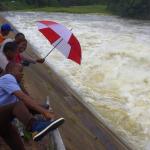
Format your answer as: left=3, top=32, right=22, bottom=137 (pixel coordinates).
left=0, top=62, right=64, bottom=150
left=0, top=32, right=45, bottom=66
left=16, top=33, right=45, bottom=66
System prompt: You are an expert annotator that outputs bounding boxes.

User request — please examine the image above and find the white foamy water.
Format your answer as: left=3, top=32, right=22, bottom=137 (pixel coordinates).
left=1, top=12, right=150, bottom=149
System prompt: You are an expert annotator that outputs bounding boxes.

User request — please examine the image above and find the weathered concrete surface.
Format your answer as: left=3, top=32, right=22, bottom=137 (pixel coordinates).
left=23, top=56, right=130, bottom=150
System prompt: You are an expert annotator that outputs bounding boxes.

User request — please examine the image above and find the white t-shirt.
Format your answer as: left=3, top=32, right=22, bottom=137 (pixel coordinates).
left=0, top=52, right=8, bottom=70
left=0, top=38, right=13, bottom=70
left=0, top=74, right=21, bottom=106
left=0, top=38, right=13, bottom=53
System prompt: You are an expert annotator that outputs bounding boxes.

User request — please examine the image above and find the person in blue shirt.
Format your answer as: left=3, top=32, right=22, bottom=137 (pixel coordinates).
left=0, top=62, right=64, bottom=150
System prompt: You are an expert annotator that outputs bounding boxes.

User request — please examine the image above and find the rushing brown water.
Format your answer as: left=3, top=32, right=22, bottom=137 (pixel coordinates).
left=2, top=11, right=150, bottom=150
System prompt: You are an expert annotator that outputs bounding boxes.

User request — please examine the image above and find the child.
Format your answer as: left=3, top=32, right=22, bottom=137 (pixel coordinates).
left=0, top=24, right=13, bottom=73
left=0, top=41, right=17, bottom=73
left=15, top=32, right=25, bottom=44
left=15, top=33, right=45, bottom=66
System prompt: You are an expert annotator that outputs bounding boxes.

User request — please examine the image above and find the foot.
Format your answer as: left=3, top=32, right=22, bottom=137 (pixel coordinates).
left=31, top=118, right=64, bottom=141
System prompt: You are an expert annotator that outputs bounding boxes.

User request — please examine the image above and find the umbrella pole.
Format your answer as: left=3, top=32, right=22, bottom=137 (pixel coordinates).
left=44, top=38, right=63, bottom=59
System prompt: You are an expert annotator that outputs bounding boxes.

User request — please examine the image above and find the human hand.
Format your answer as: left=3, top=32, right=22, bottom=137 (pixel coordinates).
left=36, top=58, right=45, bottom=63
left=22, top=60, right=30, bottom=66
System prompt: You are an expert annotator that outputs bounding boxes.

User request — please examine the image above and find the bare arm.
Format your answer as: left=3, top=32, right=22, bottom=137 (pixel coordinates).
left=14, top=90, right=55, bottom=119
left=22, top=56, right=36, bottom=64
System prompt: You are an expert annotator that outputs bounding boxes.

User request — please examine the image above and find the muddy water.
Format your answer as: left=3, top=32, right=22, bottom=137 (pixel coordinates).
left=2, top=12, right=150, bottom=150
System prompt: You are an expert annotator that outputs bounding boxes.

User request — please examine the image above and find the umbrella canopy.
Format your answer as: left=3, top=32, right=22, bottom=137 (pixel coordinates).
left=37, top=20, right=82, bottom=64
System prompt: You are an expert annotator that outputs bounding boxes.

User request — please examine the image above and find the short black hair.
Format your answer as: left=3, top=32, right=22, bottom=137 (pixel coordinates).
left=15, top=32, right=25, bottom=39
left=3, top=41, right=17, bottom=54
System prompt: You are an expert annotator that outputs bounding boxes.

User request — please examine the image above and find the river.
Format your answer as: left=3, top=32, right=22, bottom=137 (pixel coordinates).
left=1, top=12, right=150, bottom=150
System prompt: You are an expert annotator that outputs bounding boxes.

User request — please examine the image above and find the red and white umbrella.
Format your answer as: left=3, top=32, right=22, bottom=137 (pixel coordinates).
left=37, top=20, right=82, bottom=64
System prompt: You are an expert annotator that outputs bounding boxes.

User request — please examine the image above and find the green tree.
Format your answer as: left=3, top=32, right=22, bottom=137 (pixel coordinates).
left=25, top=0, right=50, bottom=6
left=107, top=0, right=150, bottom=19
left=58, top=0, right=105, bottom=6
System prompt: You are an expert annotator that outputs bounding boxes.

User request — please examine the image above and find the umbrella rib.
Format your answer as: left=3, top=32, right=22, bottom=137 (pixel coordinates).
left=43, top=28, right=73, bottom=59
left=44, top=38, right=63, bottom=59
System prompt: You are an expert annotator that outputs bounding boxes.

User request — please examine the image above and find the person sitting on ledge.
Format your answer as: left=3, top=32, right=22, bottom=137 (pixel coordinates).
left=0, top=33, right=45, bottom=68
left=0, top=41, right=17, bottom=75
left=0, top=23, right=13, bottom=73
left=14, top=32, right=45, bottom=66
left=0, top=23, right=13, bottom=45
left=0, top=62, right=64, bottom=150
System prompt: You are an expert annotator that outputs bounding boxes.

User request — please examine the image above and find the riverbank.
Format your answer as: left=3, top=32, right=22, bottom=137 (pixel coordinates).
left=0, top=16, right=131, bottom=150
left=0, top=4, right=110, bottom=15
left=24, top=5, right=110, bottom=14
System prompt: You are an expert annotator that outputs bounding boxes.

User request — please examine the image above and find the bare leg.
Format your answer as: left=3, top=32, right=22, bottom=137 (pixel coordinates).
left=0, top=101, right=36, bottom=149
left=0, top=123, right=25, bottom=150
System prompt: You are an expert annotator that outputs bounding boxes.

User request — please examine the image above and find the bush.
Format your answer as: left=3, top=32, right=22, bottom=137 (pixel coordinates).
left=107, top=0, right=150, bottom=19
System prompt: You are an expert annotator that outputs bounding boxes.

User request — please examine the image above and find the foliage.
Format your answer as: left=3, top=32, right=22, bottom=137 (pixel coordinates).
left=0, top=0, right=149, bottom=19
left=58, top=0, right=106, bottom=6
left=107, top=0, right=150, bottom=19
left=27, top=5, right=108, bottom=14
left=0, top=0, right=106, bottom=7
left=0, top=0, right=30, bottom=10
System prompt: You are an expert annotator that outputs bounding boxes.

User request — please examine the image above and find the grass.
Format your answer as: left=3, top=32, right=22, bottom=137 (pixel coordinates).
left=1, top=3, right=110, bottom=15
left=25, top=5, right=110, bottom=14
left=1, top=1, right=29, bottom=10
